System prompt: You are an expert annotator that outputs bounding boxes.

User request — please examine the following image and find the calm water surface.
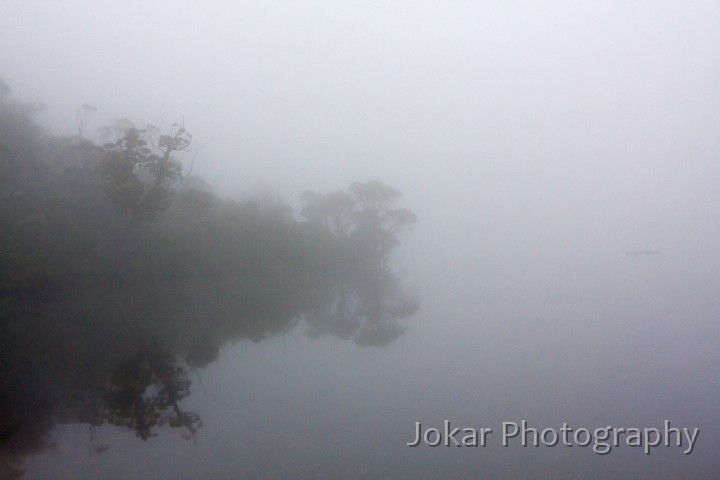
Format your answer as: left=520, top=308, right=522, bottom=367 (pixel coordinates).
left=23, top=249, right=720, bottom=479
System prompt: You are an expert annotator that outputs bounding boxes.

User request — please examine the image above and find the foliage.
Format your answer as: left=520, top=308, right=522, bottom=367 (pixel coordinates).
left=0, top=81, right=418, bottom=477
left=98, top=124, right=186, bottom=223
left=300, top=179, right=417, bottom=273
left=104, top=340, right=201, bottom=441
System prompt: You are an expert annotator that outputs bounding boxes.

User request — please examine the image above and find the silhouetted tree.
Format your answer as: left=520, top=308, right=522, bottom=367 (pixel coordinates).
left=0, top=81, right=419, bottom=476
left=75, top=104, right=97, bottom=138
left=348, top=181, right=416, bottom=274
left=300, top=180, right=416, bottom=275
left=98, top=124, right=186, bottom=223
left=299, top=190, right=356, bottom=238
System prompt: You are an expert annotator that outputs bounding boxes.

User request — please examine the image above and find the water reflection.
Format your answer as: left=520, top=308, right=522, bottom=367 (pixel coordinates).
left=305, top=273, right=419, bottom=348
left=0, top=92, right=424, bottom=477
left=0, top=268, right=417, bottom=478
left=104, top=340, right=200, bottom=442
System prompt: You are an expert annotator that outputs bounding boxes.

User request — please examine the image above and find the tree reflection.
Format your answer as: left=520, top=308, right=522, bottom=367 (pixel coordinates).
left=0, top=234, right=419, bottom=478
left=0, top=265, right=418, bottom=478
left=305, top=274, right=419, bottom=348
left=0, top=82, right=418, bottom=477
left=104, top=340, right=200, bottom=442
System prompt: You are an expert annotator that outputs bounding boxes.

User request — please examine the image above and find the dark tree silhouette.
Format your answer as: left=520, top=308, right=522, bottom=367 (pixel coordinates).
left=0, top=81, right=419, bottom=476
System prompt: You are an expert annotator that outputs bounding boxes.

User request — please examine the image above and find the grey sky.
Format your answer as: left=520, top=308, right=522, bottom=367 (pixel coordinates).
left=4, top=2, right=719, bottom=272
left=4, top=1, right=718, bottom=198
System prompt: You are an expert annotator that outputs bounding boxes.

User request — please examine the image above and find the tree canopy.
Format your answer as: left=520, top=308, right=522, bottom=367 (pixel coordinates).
left=0, top=81, right=418, bottom=479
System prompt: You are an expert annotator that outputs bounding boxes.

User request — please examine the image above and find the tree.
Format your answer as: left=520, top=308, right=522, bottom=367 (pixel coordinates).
left=98, top=123, right=189, bottom=222
left=348, top=181, right=416, bottom=273
left=0, top=78, right=11, bottom=102
left=75, top=104, right=97, bottom=138
left=96, top=122, right=189, bottom=269
left=348, top=180, right=402, bottom=212
left=300, top=181, right=416, bottom=275
left=0, top=85, right=46, bottom=199
left=299, top=190, right=356, bottom=238
left=1, top=80, right=420, bottom=473
left=299, top=181, right=418, bottom=346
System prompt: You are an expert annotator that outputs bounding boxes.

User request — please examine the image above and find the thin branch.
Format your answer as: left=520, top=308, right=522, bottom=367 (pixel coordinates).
left=148, top=137, right=164, bottom=154
left=186, top=139, right=211, bottom=176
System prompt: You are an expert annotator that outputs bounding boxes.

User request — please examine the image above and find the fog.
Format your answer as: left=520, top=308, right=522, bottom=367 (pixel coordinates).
left=2, top=1, right=719, bottom=478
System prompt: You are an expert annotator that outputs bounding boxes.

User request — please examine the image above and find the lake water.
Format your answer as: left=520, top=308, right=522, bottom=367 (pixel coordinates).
left=22, top=247, right=720, bottom=479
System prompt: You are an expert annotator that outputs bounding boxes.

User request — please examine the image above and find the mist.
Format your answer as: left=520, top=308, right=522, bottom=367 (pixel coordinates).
left=2, top=1, right=719, bottom=478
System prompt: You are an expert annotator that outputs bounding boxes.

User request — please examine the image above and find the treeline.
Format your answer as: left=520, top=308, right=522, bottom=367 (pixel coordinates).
left=0, top=81, right=417, bottom=477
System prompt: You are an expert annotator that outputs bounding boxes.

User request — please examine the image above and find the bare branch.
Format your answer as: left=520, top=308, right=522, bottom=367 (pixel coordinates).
left=148, top=137, right=164, bottom=154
